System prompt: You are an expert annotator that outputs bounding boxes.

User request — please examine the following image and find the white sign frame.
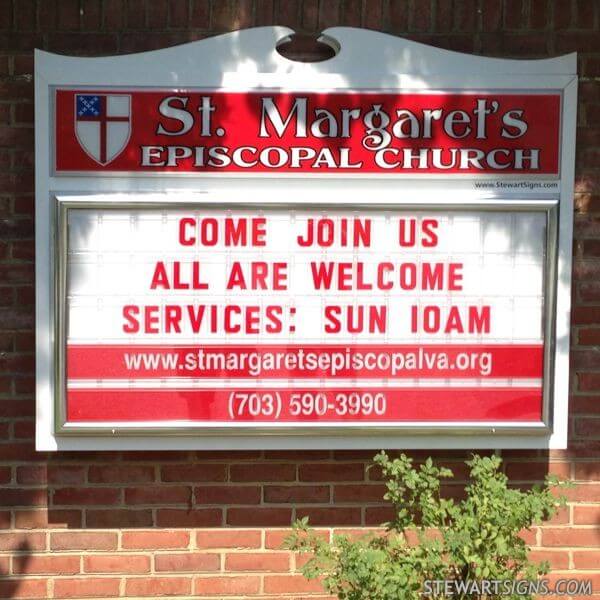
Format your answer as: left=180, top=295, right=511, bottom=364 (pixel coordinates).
left=35, top=27, right=577, bottom=450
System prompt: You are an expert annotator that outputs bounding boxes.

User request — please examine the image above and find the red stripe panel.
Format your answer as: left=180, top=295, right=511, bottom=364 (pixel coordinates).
left=67, top=344, right=544, bottom=380
left=66, top=387, right=543, bottom=423
left=56, top=90, right=560, bottom=175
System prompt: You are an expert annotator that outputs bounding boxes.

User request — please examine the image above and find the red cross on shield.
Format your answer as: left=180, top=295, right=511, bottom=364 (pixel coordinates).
left=74, top=94, right=131, bottom=166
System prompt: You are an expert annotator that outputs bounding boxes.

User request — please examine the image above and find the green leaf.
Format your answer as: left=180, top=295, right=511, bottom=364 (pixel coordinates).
left=283, top=451, right=567, bottom=600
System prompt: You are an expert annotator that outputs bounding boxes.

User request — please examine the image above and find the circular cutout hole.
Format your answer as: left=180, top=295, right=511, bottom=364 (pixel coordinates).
left=276, top=33, right=338, bottom=63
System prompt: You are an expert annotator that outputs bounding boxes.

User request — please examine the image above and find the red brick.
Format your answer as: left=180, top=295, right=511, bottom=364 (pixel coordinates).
left=0, top=488, right=46, bottom=507
left=169, top=0, right=190, bottom=27
left=13, top=555, right=80, bottom=575
left=563, top=483, right=600, bottom=502
left=583, top=240, right=600, bottom=257
left=578, top=372, right=600, bottom=391
left=125, top=577, right=192, bottom=597
left=504, top=461, right=571, bottom=481
left=0, top=579, right=47, bottom=599
left=125, top=485, right=191, bottom=504
left=195, top=485, right=261, bottom=504
left=56, top=0, right=80, bottom=29
left=46, top=466, right=84, bottom=485
left=529, top=0, right=549, bottom=28
left=51, top=532, right=117, bottom=551
left=46, top=32, right=118, bottom=54
left=0, top=126, right=33, bottom=148
left=37, top=1, right=57, bottom=31
left=230, top=463, right=296, bottom=482
left=575, top=461, right=600, bottom=480
left=318, top=0, right=339, bottom=28
left=542, top=527, right=600, bottom=546
left=263, top=574, right=325, bottom=594
left=86, top=508, right=153, bottom=528
left=225, top=551, right=290, bottom=572
left=0, top=465, right=11, bottom=483
left=13, top=103, right=33, bottom=124
left=120, top=30, right=193, bottom=53
left=15, top=332, right=35, bottom=352
left=194, top=576, right=260, bottom=596
left=504, top=0, right=525, bottom=28
left=573, top=550, right=600, bottom=569
left=546, top=505, right=570, bottom=526
left=578, top=327, right=600, bottom=343
left=571, top=306, right=600, bottom=325
left=264, top=485, right=330, bottom=503
left=89, top=465, right=155, bottom=483
left=124, top=0, right=144, bottom=28
left=14, top=0, right=36, bottom=30
left=53, top=578, right=120, bottom=598
left=0, top=32, right=42, bottom=52
left=570, top=348, right=600, bottom=371
left=190, top=0, right=210, bottom=28
left=14, top=509, right=81, bottom=529
left=255, top=0, right=275, bottom=26
left=554, top=0, right=572, bottom=28
left=81, top=0, right=102, bottom=29
left=556, top=32, right=600, bottom=53
left=9, top=418, right=31, bottom=439
left=147, top=1, right=168, bottom=28
left=227, top=507, right=292, bottom=527
left=161, top=463, right=226, bottom=482
left=528, top=550, right=569, bottom=570
left=409, top=0, right=431, bottom=30
left=0, top=532, right=46, bottom=551
left=334, top=484, right=386, bottom=503
left=156, top=508, right=222, bottom=527
left=155, top=553, right=220, bottom=572
left=571, top=394, right=600, bottom=414
left=365, top=505, right=395, bottom=525
left=518, top=527, right=538, bottom=545
left=122, top=530, right=190, bottom=550
left=84, top=554, right=150, bottom=574
left=196, top=529, right=261, bottom=549
left=52, top=487, right=120, bottom=505
left=574, top=417, right=600, bottom=437
left=299, top=462, right=364, bottom=482
left=296, top=506, right=362, bottom=526
left=0, top=2, right=11, bottom=30
left=574, top=505, right=600, bottom=524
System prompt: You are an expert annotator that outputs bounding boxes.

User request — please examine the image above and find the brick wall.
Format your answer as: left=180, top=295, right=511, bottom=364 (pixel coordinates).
left=0, top=0, right=598, bottom=598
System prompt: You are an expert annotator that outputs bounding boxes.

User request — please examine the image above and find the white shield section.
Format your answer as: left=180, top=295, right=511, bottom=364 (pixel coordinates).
left=74, top=121, right=100, bottom=161
left=75, top=95, right=131, bottom=165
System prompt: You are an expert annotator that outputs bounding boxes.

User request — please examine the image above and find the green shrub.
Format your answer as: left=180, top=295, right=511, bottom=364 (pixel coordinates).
left=285, top=453, right=569, bottom=600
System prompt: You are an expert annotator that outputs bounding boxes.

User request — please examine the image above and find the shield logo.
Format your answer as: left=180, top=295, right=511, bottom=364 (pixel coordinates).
left=75, top=94, right=131, bottom=166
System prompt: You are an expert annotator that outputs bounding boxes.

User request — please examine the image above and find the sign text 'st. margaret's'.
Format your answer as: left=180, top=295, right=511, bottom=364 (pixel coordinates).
left=55, top=91, right=561, bottom=174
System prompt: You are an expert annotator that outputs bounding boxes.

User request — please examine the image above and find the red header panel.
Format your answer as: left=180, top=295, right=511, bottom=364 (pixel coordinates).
left=55, top=90, right=560, bottom=175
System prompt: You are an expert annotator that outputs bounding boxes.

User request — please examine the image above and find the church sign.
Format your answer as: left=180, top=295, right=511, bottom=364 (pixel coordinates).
left=35, top=27, right=577, bottom=450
